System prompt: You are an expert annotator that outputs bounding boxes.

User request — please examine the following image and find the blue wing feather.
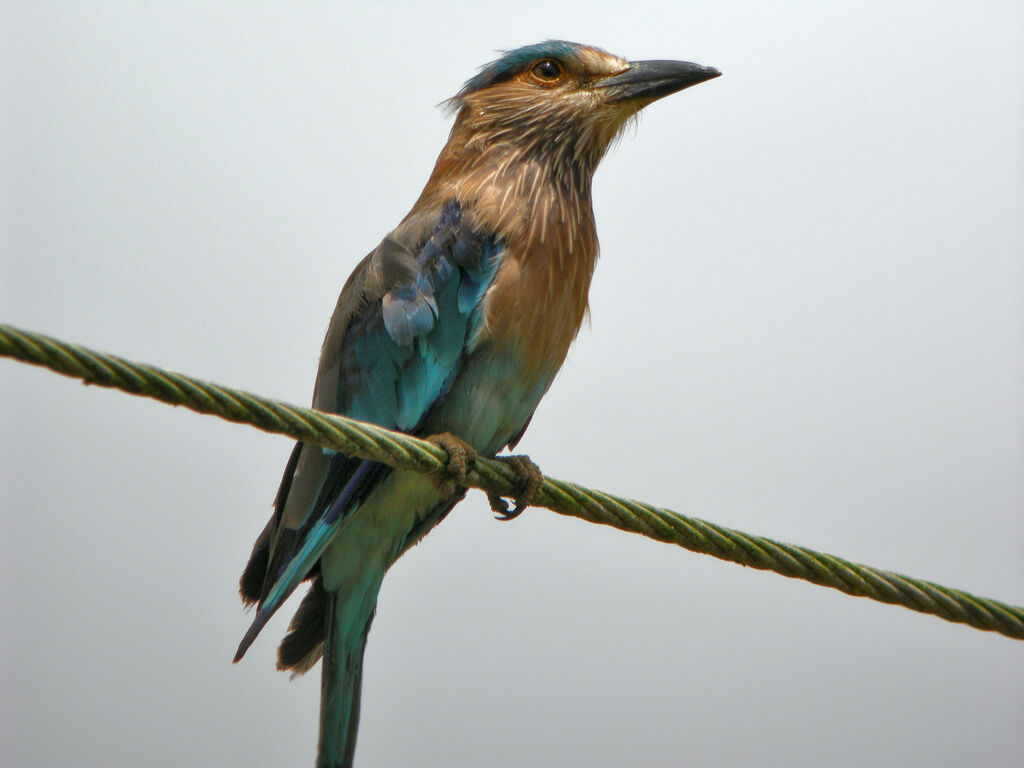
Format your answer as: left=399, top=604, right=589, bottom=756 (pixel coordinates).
left=237, top=201, right=503, bottom=658
left=234, top=459, right=386, bottom=662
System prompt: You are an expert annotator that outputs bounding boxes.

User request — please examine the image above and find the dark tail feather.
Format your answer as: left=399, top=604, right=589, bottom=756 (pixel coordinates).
left=239, top=519, right=273, bottom=605
left=278, top=576, right=329, bottom=675
left=317, top=581, right=381, bottom=768
left=239, top=442, right=303, bottom=605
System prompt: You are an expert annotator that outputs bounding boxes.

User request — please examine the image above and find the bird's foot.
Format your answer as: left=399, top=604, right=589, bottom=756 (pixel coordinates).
left=488, top=454, right=543, bottom=521
left=425, top=432, right=477, bottom=497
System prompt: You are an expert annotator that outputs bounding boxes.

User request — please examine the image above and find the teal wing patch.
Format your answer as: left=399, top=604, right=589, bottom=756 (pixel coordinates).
left=236, top=201, right=503, bottom=658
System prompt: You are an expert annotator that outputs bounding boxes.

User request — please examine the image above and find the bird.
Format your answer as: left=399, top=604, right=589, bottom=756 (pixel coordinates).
left=234, top=40, right=719, bottom=767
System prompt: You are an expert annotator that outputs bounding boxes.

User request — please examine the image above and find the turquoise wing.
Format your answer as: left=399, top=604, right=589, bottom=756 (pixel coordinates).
left=236, top=200, right=502, bottom=659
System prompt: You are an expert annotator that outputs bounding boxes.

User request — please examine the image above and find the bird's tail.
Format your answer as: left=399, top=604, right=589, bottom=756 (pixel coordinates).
left=317, top=575, right=383, bottom=768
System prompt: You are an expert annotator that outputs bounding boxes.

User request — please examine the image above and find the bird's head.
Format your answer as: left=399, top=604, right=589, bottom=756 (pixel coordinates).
left=446, top=41, right=720, bottom=174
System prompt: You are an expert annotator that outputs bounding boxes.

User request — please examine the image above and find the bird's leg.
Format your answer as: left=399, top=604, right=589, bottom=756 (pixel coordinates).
left=488, top=454, right=543, bottom=521
left=425, top=432, right=477, bottom=497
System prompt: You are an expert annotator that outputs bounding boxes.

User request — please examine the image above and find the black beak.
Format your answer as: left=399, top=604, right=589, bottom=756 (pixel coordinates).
left=596, top=60, right=721, bottom=104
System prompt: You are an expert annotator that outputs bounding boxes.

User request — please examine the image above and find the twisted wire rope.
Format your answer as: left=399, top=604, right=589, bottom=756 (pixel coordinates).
left=2, top=323, right=1022, bottom=641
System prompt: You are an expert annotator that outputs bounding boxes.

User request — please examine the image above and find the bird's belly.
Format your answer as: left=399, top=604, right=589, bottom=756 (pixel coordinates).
left=425, top=342, right=554, bottom=456
left=319, top=468, right=438, bottom=594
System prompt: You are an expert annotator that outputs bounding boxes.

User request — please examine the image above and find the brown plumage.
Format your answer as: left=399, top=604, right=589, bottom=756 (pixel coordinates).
left=412, top=45, right=637, bottom=375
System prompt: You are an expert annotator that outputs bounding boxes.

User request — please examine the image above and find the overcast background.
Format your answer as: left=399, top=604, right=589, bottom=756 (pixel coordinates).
left=2, top=2, right=1022, bottom=766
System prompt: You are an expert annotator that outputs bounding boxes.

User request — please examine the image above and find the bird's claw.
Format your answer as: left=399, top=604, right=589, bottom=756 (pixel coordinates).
left=488, top=454, right=543, bottom=521
left=425, top=432, right=477, bottom=497
left=425, top=436, right=542, bottom=518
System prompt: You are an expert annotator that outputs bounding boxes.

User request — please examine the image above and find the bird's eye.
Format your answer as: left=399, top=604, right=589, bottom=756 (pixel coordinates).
left=531, top=59, right=562, bottom=82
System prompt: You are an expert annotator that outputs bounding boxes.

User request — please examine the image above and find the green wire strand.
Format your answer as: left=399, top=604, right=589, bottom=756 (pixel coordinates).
left=2, top=322, right=1022, bottom=641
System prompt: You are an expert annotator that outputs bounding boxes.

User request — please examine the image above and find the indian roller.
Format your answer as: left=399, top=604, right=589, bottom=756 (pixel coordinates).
left=235, top=41, right=719, bottom=767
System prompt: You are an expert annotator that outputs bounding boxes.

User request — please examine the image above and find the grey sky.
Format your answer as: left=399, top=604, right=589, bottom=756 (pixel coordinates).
left=2, top=2, right=1022, bottom=766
